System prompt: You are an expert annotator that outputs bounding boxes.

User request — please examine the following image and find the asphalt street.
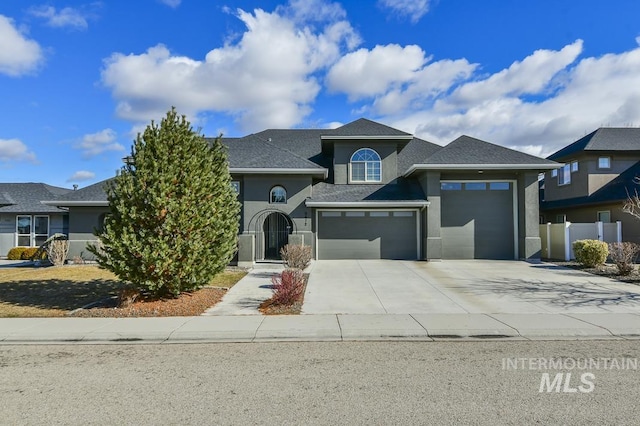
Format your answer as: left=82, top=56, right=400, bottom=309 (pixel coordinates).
left=2, top=340, right=639, bottom=425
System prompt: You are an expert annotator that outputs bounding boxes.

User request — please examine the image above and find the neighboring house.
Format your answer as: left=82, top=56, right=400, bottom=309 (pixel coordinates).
left=45, top=119, right=558, bottom=263
left=540, top=128, right=640, bottom=243
left=0, top=183, right=71, bottom=257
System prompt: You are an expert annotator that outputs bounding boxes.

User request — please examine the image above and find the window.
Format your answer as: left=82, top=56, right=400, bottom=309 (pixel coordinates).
left=350, top=148, right=381, bottom=182
left=369, top=211, right=389, bottom=217
left=270, top=186, right=287, bottom=203
left=598, top=156, right=611, bottom=169
left=441, top=182, right=462, bottom=190
left=597, top=211, right=611, bottom=223
left=571, top=161, right=579, bottom=172
left=345, top=211, right=365, bottom=217
left=465, top=182, right=486, bottom=191
left=556, top=214, right=566, bottom=223
left=321, top=211, right=341, bottom=217
left=489, top=182, right=510, bottom=190
left=551, top=169, right=558, bottom=178
left=231, top=181, right=240, bottom=194
left=16, top=215, right=49, bottom=247
left=558, top=164, right=571, bottom=185
left=16, top=215, right=31, bottom=246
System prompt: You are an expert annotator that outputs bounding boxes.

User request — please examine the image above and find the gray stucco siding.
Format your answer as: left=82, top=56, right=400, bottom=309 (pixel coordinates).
left=68, top=207, right=109, bottom=260
left=317, top=210, right=418, bottom=260
left=333, top=142, right=398, bottom=184
left=241, top=174, right=313, bottom=233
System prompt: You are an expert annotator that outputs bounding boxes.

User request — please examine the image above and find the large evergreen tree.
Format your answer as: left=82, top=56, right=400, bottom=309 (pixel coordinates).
left=89, top=108, right=240, bottom=297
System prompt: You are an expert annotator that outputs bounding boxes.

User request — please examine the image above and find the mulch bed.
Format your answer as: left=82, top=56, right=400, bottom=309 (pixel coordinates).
left=69, top=287, right=227, bottom=317
left=258, top=273, right=308, bottom=315
left=552, top=261, right=640, bottom=284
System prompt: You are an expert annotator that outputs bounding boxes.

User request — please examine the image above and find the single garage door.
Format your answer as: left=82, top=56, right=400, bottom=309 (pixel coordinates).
left=441, top=181, right=515, bottom=259
left=317, top=210, right=418, bottom=260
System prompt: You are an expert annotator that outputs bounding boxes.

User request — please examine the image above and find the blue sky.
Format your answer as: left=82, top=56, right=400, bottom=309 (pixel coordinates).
left=1, top=0, right=640, bottom=188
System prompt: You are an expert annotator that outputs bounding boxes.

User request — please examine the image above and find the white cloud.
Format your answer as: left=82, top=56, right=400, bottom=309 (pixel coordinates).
left=381, top=40, right=640, bottom=156
left=76, top=129, right=125, bottom=157
left=327, top=44, right=477, bottom=115
left=0, top=139, right=37, bottom=163
left=101, top=0, right=359, bottom=132
left=158, top=0, right=181, bottom=8
left=378, top=0, right=430, bottom=23
left=28, top=5, right=89, bottom=30
left=0, top=15, right=44, bottom=76
left=67, top=171, right=95, bottom=182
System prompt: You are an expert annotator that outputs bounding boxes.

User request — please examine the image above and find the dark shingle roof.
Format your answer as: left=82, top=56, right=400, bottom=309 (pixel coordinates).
left=0, top=183, right=71, bottom=213
left=53, top=180, right=110, bottom=203
left=541, top=161, right=640, bottom=210
left=329, top=118, right=412, bottom=137
left=309, top=179, right=425, bottom=203
left=398, top=137, right=442, bottom=173
left=221, top=134, right=325, bottom=170
left=423, top=135, right=558, bottom=166
left=548, top=128, right=640, bottom=161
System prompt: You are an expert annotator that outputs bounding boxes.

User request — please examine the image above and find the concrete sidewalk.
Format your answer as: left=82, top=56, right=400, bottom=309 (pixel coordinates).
left=2, top=313, right=640, bottom=344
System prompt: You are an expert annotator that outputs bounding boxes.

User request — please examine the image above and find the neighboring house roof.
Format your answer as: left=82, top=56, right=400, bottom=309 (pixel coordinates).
left=43, top=180, right=109, bottom=206
left=541, top=161, right=640, bottom=210
left=405, top=135, right=559, bottom=175
left=0, top=183, right=71, bottom=213
left=548, top=128, right=640, bottom=160
left=306, top=179, right=429, bottom=208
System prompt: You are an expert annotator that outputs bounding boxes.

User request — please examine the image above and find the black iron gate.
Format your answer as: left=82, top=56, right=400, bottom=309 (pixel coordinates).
left=262, top=212, right=292, bottom=260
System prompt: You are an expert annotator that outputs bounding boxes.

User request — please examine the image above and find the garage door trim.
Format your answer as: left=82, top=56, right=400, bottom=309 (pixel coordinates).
left=440, top=179, right=518, bottom=259
left=315, top=208, right=421, bottom=260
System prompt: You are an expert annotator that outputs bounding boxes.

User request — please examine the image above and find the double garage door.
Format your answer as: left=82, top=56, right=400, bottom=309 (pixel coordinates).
left=440, top=181, right=515, bottom=259
left=317, top=210, right=418, bottom=260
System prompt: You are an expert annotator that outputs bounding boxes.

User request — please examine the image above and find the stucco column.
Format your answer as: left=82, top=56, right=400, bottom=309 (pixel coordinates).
left=519, top=172, right=542, bottom=259
left=423, top=171, right=442, bottom=260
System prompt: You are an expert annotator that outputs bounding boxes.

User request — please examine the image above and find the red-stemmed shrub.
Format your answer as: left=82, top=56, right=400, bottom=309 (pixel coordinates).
left=270, top=268, right=305, bottom=306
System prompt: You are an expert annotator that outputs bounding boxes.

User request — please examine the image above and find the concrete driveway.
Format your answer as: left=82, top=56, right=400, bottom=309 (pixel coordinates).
left=302, top=260, right=640, bottom=314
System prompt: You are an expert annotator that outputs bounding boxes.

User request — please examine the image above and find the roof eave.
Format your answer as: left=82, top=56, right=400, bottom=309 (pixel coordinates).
left=41, top=200, right=109, bottom=207
left=305, top=200, right=430, bottom=208
left=320, top=135, right=414, bottom=140
left=230, top=168, right=328, bottom=179
left=404, top=163, right=562, bottom=176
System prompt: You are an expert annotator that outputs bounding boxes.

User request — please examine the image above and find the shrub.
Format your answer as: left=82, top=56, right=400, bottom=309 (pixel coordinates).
left=20, top=247, right=46, bottom=260
left=270, top=268, right=305, bottom=306
left=608, top=242, right=640, bottom=275
left=280, top=244, right=312, bottom=270
left=7, top=247, right=27, bottom=260
left=573, top=239, right=608, bottom=268
left=47, top=239, right=70, bottom=266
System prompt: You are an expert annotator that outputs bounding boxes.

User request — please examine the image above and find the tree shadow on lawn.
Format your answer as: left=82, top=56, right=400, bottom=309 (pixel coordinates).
left=0, top=279, right=127, bottom=311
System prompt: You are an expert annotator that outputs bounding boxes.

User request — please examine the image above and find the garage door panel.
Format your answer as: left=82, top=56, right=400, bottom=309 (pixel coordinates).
left=318, top=211, right=417, bottom=260
left=441, top=182, right=514, bottom=260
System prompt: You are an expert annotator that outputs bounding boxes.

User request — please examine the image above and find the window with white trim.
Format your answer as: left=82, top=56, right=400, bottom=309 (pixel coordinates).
left=558, top=164, right=571, bottom=185
left=350, top=148, right=381, bottom=182
left=597, top=211, right=611, bottom=223
left=571, top=161, right=579, bottom=172
left=598, top=156, right=611, bottom=169
left=16, top=215, right=49, bottom=247
left=270, top=186, right=287, bottom=203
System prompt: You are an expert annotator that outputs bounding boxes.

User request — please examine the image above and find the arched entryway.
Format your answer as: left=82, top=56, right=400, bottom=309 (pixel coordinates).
left=261, top=212, right=293, bottom=260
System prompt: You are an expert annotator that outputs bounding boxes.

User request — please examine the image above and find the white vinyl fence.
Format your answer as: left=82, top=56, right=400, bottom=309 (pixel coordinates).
left=540, top=221, right=622, bottom=261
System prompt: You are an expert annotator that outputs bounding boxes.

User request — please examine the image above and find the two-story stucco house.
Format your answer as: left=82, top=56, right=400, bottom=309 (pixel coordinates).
left=45, top=119, right=558, bottom=263
left=540, top=128, right=640, bottom=243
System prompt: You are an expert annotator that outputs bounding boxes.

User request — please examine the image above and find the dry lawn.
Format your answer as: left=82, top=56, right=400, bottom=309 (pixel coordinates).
left=0, top=265, right=246, bottom=318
